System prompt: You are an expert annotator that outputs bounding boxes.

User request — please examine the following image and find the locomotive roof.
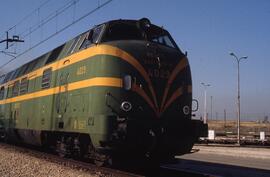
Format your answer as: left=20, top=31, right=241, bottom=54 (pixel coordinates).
left=0, top=18, right=167, bottom=85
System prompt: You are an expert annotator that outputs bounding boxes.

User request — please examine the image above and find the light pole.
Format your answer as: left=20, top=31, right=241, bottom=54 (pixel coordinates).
left=201, top=82, right=210, bottom=124
left=210, top=96, right=213, bottom=120
left=229, top=52, right=248, bottom=145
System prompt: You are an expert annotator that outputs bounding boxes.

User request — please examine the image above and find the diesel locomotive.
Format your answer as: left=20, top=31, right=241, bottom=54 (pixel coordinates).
left=0, top=18, right=207, bottom=165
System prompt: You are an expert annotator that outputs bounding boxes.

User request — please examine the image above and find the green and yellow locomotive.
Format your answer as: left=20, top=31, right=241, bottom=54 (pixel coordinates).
left=0, top=18, right=207, bottom=165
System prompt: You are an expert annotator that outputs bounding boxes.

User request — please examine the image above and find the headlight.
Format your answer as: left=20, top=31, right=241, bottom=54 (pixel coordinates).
left=183, top=105, right=190, bottom=115
left=123, top=75, right=132, bottom=90
left=120, top=101, right=132, bottom=112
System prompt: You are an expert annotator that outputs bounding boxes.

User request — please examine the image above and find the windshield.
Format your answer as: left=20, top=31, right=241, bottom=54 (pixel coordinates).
left=102, top=21, right=178, bottom=49
left=145, top=25, right=177, bottom=49
left=103, top=22, right=144, bottom=41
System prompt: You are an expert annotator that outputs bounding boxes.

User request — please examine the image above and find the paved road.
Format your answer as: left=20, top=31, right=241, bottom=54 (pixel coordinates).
left=162, top=146, right=270, bottom=177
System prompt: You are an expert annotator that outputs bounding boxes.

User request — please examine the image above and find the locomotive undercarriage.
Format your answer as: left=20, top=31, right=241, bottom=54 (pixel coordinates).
left=104, top=116, right=208, bottom=164
left=0, top=115, right=207, bottom=167
left=124, top=119, right=196, bottom=157
left=46, top=131, right=114, bottom=166
left=0, top=129, right=110, bottom=166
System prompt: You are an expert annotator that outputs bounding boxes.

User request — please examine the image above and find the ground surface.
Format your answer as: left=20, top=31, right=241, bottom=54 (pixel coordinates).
left=0, top=143, right=103, bottom=177
left=163, top=145, right=270, bottom=177
left=2, top=141, right=270, bottom=177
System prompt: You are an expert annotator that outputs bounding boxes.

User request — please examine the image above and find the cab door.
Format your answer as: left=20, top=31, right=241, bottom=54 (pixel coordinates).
left=38, top=69, right=54, bottom=130
left=55, top=61, right=70, bottom=130
left=5, top=85, right=13, bottom=129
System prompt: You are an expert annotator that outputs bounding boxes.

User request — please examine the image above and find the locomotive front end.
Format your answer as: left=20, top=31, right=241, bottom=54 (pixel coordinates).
left=96, top=18, right=208, bottom=160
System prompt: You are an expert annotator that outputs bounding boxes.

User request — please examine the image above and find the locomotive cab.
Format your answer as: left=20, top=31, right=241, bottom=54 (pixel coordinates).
left=91, top=18, right=208, bottom=160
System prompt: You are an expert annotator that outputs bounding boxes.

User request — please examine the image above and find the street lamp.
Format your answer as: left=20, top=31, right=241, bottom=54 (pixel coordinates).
left=229, top=52, right=248, bottom=145
left=201, top=82, right=210, bottom=124
left=210, top=96, right=213, bottom=120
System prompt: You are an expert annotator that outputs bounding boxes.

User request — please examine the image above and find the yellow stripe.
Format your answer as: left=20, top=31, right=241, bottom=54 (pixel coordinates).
left=99, top=45, right=158, bottom=109
left=0, top=44, right=158, bottom=112
left=162, top=85, right=192, bottom=113
left=161, top=57, right=188, bottom=110
left=1, top=45, right=152, bottom=89
left=0, top=77, right=122, bottom=104
left=132, top=83, right=156, bottom=113
left=163, top=87, right=183, bottom=112
left=0, top=43, right=193, bottom=115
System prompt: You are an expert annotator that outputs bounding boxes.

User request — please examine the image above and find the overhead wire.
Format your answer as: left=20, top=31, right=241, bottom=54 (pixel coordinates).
left=6, top=0, right=79, bottom=50
left=0, top=0, right=51, bottom=40
left=7, top=0, right=51, bottom=32
left=20, top=0, right=79, bottom=39
left=0, top=0, right=113, bottom=70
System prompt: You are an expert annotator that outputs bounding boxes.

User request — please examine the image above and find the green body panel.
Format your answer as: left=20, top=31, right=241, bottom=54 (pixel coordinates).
left=0, top=54, right=131, bottom=147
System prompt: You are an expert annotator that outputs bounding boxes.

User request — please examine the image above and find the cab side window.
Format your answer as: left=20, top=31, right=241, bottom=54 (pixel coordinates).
left=12, top=81, right=20, bottom=97
left=0, top=87, right=4, bottom=100
left=7, top=85, right=13, bottom=98
left=20, top=77, right=29, bottom=95
left=80, top=25, right=104, bottom=49
left=41, top=68, right=52, bottom=89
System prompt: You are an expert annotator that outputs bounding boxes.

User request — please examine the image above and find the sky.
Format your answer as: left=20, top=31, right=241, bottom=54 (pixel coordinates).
left=0, top=0, right=269, bottom=120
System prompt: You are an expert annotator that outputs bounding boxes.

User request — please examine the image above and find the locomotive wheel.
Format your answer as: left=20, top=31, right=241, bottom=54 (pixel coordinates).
left=57, top=142, right=67, bottom=158
left=180, top=136, right=196, bottom=154
left=94, top=153, right=107, bottom=167
left=0, top=132, right=6, bottom=140
left=93, top=151, right=113, bottom=167
left=56, top=137, right=68, bottom=158
left=94, top=159, right=105, bottom=167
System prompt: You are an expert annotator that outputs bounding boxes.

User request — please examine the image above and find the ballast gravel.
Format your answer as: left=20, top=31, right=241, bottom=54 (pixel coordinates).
left=0, top=143, right=104, bottom=177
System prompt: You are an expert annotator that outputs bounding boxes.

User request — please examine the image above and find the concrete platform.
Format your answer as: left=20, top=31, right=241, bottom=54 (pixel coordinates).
left=162, top=145, right=270, bottom=177
left=193, top=145, right=270, bottom=160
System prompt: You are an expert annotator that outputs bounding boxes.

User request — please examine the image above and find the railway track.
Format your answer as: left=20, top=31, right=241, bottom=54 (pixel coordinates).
left=0, top=142, right=140, bottom=177
left=0, top=141, right=219, bottom=177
